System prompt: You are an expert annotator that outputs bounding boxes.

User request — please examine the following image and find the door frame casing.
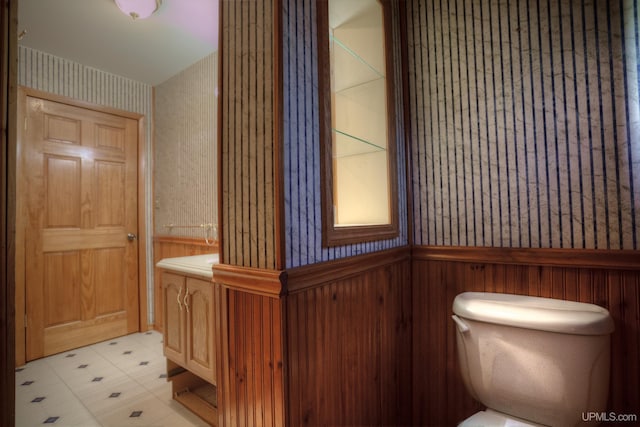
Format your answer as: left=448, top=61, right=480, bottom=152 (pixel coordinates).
left=2, top=0, right=18, bottom=424
left=15, top=87, right=149, bottom=365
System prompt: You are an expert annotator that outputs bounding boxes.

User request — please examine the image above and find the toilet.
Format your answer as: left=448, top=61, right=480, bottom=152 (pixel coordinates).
left=452, top=292, right=615, bottom=427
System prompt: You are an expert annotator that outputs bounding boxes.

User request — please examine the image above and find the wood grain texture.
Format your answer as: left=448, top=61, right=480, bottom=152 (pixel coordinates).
left=152, top=236, right=217, bottom=332
left=214, top=248, right=411, bottom=427
left=213, top=263, right=285, bottom=297
left=17, top=48, right=152, bottom=332
left=22, top=92, right=139, bottom=360
left=215, top=284, right=285, bottom=427
left=15, top=87, right=148, bottom=363
left=1, top=0, right=17, bottom=425
left=287, top=246, right=410, bottom=293
left=412, top=246, right=640, bottom=425
left=286, top=250, right=412, bottom=426
left=161, top=272, right=217, bottom=385
left=162, top=272, right=185, bottom=364
left=415, top=245, right=640, bottom=270
left=185, top=277, right=216, bottom=383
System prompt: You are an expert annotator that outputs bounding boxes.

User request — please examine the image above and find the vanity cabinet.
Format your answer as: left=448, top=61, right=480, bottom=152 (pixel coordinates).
left=162, top=272, right=215, bottom=382
left=157, top=253, right=220, bottom=426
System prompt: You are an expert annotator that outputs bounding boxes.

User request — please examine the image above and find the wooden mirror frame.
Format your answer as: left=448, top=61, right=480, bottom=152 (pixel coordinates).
left=317, top=0, right=399, bottom=247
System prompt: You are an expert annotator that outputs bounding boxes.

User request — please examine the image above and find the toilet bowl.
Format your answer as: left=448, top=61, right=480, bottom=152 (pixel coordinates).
left=459, top=409, right=542, bottom=427
left=452, top=292, right=615, bottom=427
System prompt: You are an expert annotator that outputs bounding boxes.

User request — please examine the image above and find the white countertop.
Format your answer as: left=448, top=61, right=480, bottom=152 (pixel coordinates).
left=156, top=253, right=219, bottom=279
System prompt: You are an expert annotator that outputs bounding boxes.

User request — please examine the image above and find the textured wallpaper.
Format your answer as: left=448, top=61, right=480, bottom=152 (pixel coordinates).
left=154, top=52, right=218, bottom=243
left=406, top=0, right=640, bottom=249
left=220, top=0, right=277, bottom=269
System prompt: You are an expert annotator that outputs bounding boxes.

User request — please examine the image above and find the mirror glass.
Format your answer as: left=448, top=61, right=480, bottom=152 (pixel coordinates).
left=319, top=0, right=398, bottom=246
left=330, top=0, right=389, bottom=226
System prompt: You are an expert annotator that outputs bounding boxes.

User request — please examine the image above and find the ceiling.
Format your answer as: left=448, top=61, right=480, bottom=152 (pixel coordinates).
left=18, top=0, right=219, bottom=86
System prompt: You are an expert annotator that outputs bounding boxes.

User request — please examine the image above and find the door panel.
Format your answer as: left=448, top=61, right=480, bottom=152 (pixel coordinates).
left=43, top=252, right=80, bottom=326
left=162, top=272, right=185, bottom=364
left=45, top=155, right=81, bottom=227
left=94, top=247, right=126, bottom=315
left=185, top=277, right=215, bottom=382
left=24, top=94, right=139, bottom=360
left=96, top=161, right=125, bottom=226
left=44, top=114, right=81, bottom=145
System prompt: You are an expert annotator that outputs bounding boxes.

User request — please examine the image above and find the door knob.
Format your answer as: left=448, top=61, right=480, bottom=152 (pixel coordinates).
left=127, top=233, right=137, bottom=241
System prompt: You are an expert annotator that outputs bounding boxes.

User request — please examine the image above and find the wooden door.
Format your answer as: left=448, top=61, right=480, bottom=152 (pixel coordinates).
left=162, top=272, right=186, bottom=364
left=185, top=277, right=215, bottom=383
left=23, top=94, right=139, bottom=360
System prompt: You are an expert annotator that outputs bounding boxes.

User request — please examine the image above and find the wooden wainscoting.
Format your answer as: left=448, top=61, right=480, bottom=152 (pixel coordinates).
left=213, top=264, right=286, bottom=427
left=212, top=247, right=412, bottom=427
left=153, top=236, right=218, bottom=332
left=287, top=247, right=412, bottom=426
left=412, top=246, right=640, bottom=426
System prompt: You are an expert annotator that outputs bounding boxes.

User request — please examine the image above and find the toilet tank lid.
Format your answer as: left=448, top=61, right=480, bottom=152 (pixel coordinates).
left=452, top=292, right=614, bottom=335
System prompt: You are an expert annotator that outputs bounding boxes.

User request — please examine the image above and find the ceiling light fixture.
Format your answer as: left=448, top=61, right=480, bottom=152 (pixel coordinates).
left=115, top=0, right=162, bottom=20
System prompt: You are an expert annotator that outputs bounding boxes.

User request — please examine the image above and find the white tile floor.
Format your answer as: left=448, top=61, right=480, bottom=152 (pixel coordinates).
left=15, top=331, right=209, bottom=427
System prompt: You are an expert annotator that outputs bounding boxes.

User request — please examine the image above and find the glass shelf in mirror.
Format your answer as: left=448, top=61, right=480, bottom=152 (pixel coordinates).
left=318, top=0, right=399, bottom=246
left=333, top=128, right=385, bottom=158
left=329, top=0, right=385, bottom=78
left=330, top=34, right=384, bottom=93
left=332, top=76, right=387, bottom=157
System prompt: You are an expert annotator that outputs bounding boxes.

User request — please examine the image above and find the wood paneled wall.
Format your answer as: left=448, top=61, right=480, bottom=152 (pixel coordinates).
left=152, top=236, right=217, bottom=331
left=212, top=248, right=412, bottom=427
left=213, top=264, right=286, bottom=427
left=286, top=248, right=412, bottom=426
left=412, top=246, right=640, bottom=426
left=217, top=288, right=285, bottom=427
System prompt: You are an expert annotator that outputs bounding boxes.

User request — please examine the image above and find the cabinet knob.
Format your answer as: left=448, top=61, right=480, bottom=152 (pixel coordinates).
left=127, top=233, right=137, bottom=241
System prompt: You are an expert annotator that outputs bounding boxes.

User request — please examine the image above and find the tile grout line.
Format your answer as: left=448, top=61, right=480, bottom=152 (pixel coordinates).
left=15, top=331, right=202, bottom=427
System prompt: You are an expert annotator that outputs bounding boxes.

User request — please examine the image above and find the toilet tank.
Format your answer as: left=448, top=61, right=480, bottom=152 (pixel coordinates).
left=452, top=292, right=615, bottom=427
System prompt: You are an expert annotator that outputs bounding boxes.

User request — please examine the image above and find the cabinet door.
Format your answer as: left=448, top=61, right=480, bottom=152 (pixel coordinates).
left=184, top=277, right=216, bottom=383
left=162, top=272, right=186, bottom=365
